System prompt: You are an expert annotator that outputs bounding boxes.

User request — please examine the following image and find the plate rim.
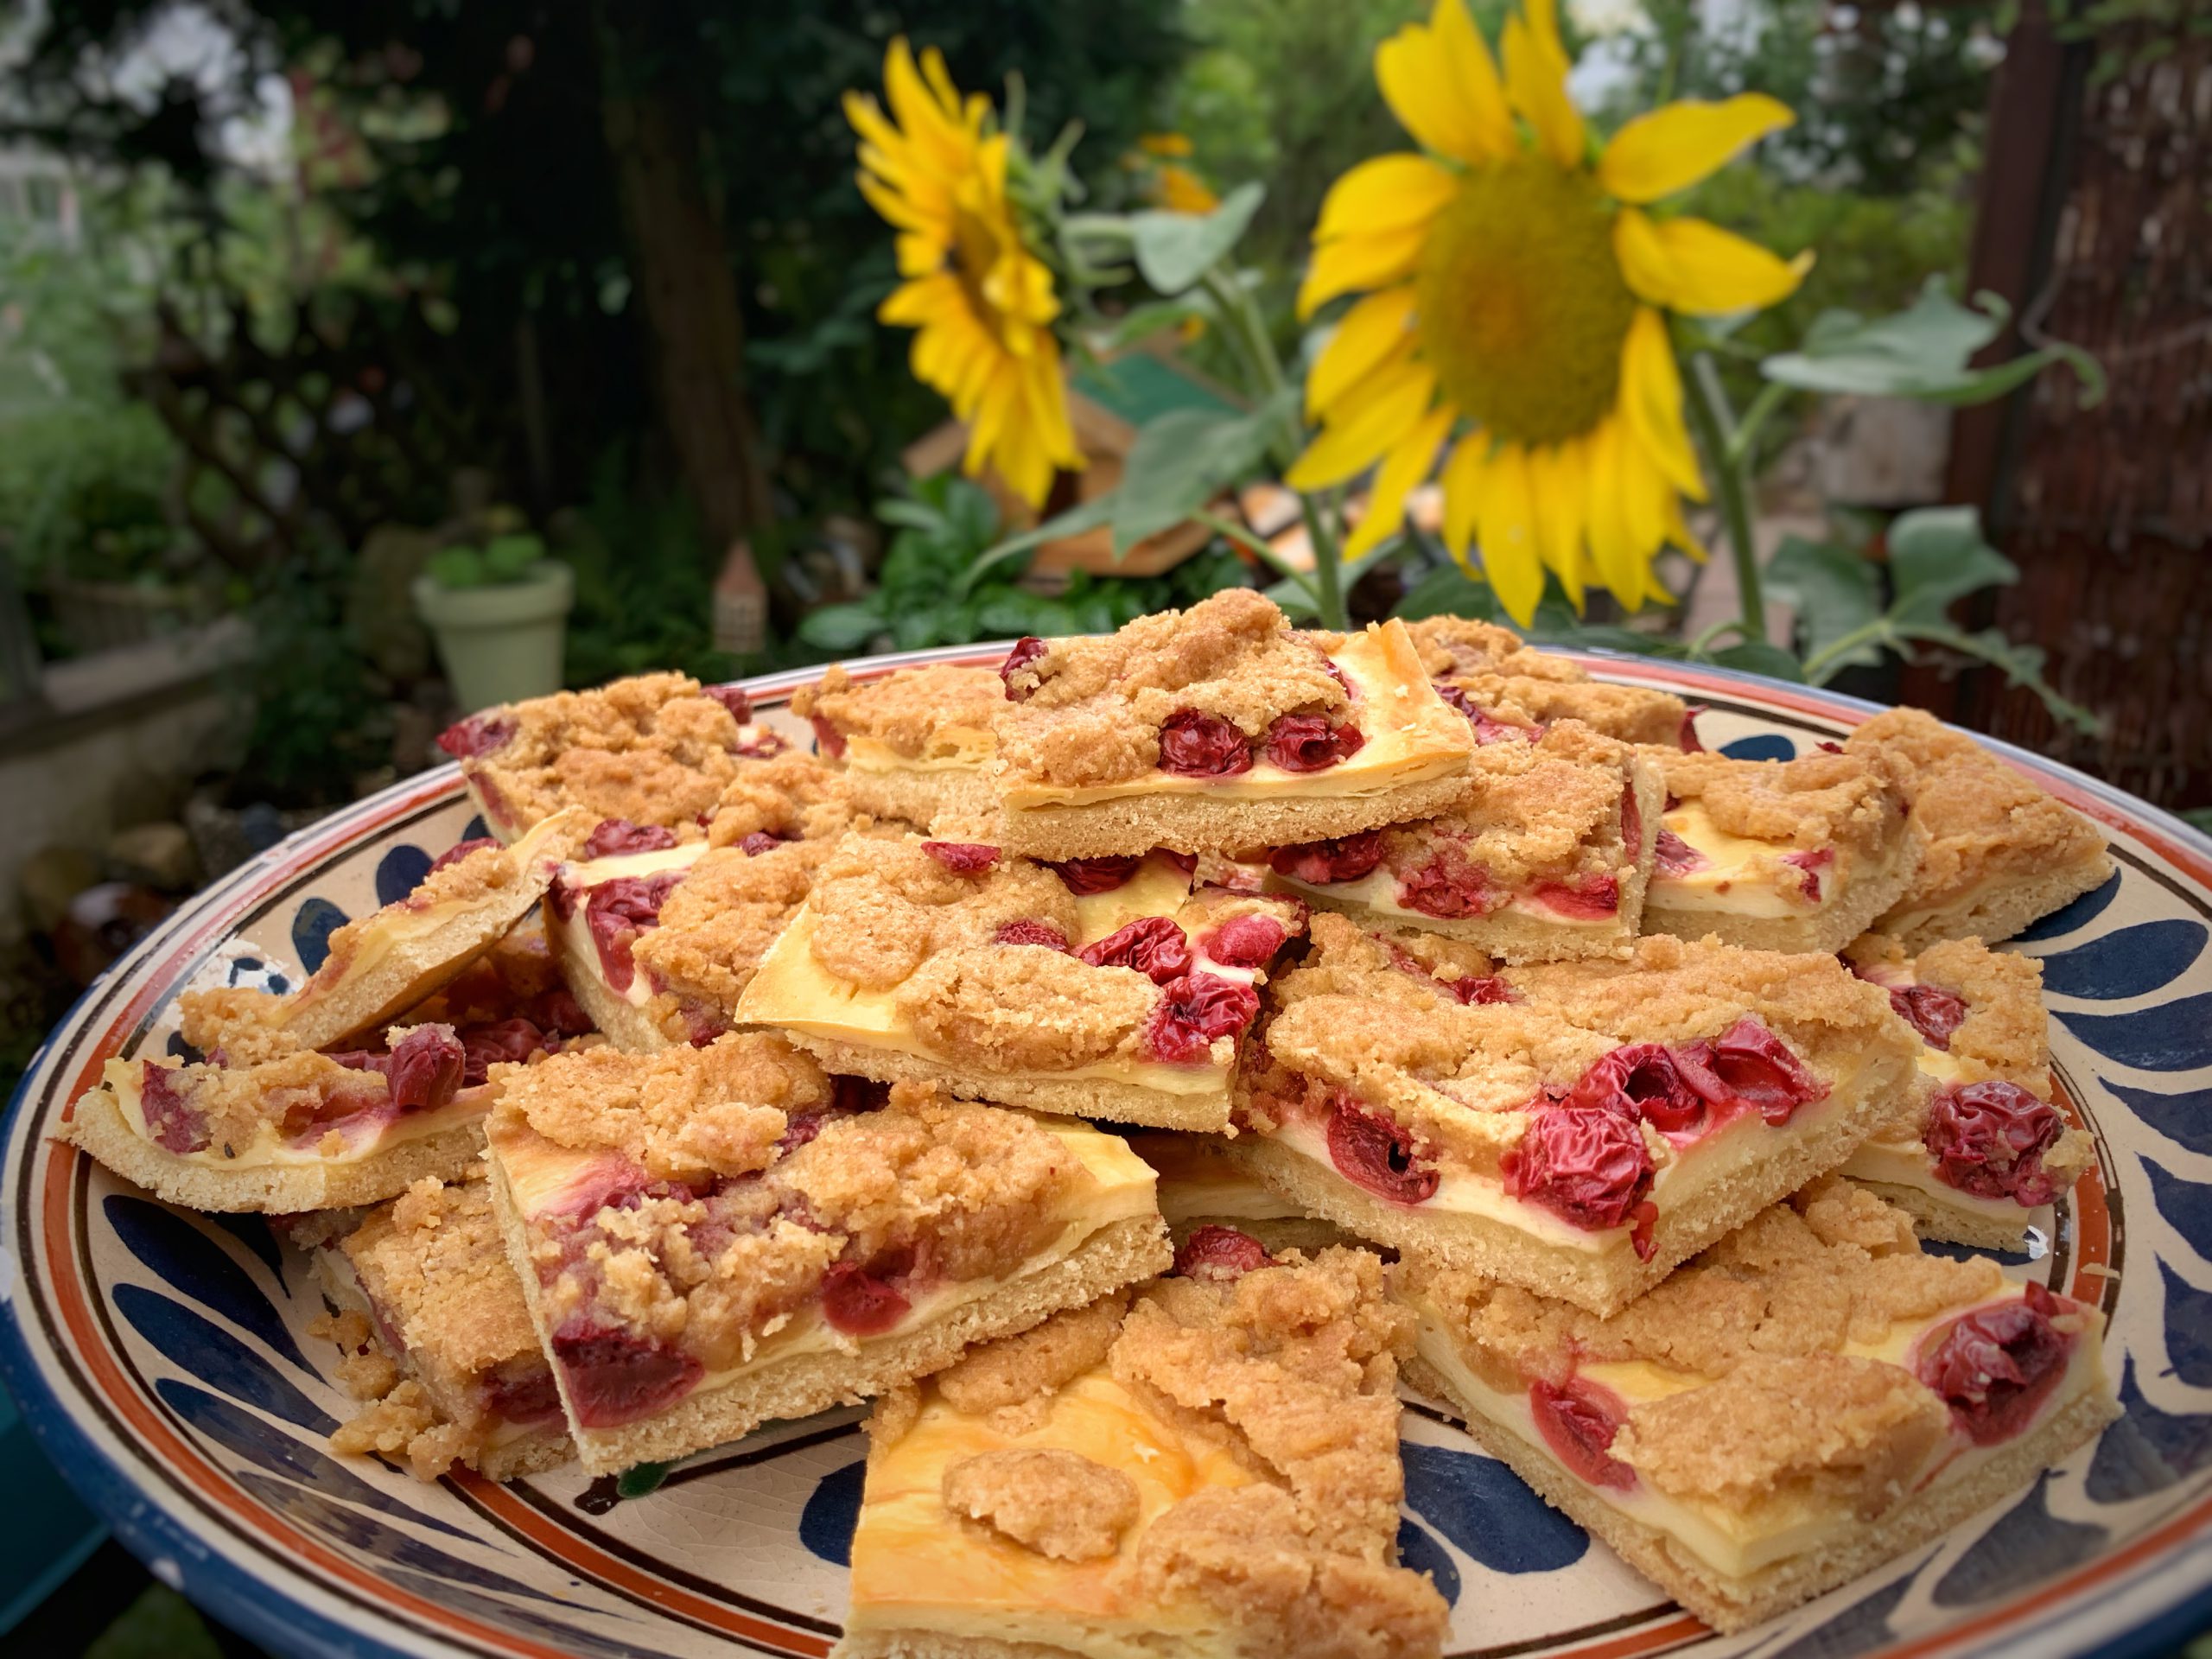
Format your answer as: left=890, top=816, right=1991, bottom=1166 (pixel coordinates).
left=4, top=645, right=2210, bottom=1659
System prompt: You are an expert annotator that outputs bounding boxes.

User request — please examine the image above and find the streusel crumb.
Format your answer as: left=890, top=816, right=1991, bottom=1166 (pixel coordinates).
left=897, top=946, right=1159, bottom=1073
left=631, top=841, right=828, bottom=1012
left=1406, top=615, right=1688, bottom=745
left=944, top=1447, right=1140, bottom=1561
left=807, top=836, right=1077, bottom=991
left=703, top=751, right=860, bottom=849
left=344, top=1178, right=543, bottom=1382
left=1377, top=719, right=1634, bottom=890
left=1655, top=747, right=1906, bottom=858
left=492, top=1032, right=826, bottom=1182
left=996, top=590, right=1349, bottom=788
left=934, top=1294, right=1131, bottom=1421
left=793, top=664, right=1005, bottom=759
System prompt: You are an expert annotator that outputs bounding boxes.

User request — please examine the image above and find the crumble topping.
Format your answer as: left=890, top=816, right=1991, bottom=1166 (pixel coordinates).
left=702, top=750, right=861, bottom=849
left=329, top=1380, right=473, bottom=1480
left=808, top=837, right=1079, bottom=991
left=995, top=589, right=1351, bottom=788
left=1653, top=747, right=1907, bottom=859
left=1845, top=708, right=2109, bottom=905
left=630, top=841, right=832, bottom=1017
left=1405, top=615, right=1688, bottom=747
left=943, top=1447, right=1141, bottom=1560
left=793, top=664, right=1005, bottom=759
left=137, top=1049, right=397, bottom=1157
left=898, top=946, right=1159, bottom=1073
left=493, top=1032, right=825, bottom=1183
left=345, top=1178, right=543, bottom=1380
left=933, top=1294, right=1131, bottom=1425
left=177, top=985, right=299, bottom=1066
left=461, top=672, right=765, bottom=835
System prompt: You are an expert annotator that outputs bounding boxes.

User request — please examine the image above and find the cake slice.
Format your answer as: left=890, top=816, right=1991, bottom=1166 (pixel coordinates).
left=1395, top=1178, right=2118, bottom=1632
left=1639, top=747, right=1917, bottom=955
left=436, top=672, right=789, bottom=842
left=836, top=1241, right=1449, bottom=1659
left=484, top=1034, right=1169, bottom=1474
left=734, top=834, right=1306, bottom=1133
left=992, top=589, right=1472, bottom=859
left=548, top=752, right=863, bottom=1050
left=311, top=1175, right=572, bottom=1481
left=1406, top=614, right=1694, bottom=748
left=168, top=810, right=587, bottom=1063
left=1228, top=919, right=1916, bottom=1314
left=792, top=661, right=1003, bottom=830
left=1264, top=719, right=1662, bottom=963
left=1124, top=1132, right=1346, bottom=1258
left=1840, top=934, right=2094, bottom=1249
left=1844, top=708, right=2113, bottom=950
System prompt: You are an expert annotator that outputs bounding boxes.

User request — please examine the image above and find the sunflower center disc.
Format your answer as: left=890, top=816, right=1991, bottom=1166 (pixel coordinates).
left=1415, top=161, right=1637, bottom=447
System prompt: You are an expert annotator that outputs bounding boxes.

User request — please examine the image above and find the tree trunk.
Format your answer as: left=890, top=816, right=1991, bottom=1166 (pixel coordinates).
left=595, top=0, right=772, bottom=620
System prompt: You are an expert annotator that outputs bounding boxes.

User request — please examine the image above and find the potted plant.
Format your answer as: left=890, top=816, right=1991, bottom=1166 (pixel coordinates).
left=410, top=528, right=573, bottom=713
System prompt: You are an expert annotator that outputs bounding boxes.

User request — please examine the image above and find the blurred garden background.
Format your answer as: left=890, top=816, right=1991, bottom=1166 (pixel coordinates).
left=0, top=0, right=2205, bottom=1649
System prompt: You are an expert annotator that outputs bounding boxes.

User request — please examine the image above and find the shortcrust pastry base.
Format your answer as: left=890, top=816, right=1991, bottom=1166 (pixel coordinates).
left=1855, top=1178, right=2041, bottom=1254
left=997, top=772, right=1473, bottom=861
left=778, top=1033, right=1237, bottom=1135
left=63, top=1085, right=486, bottom=1212
left=1643, top=837, right=1918, bottom=958
left=837, top=1631, right=1118, bottom=1659
left=1880, top=851, right=2114, bottom=956
left=1224, top=1051, right=1912, bottom=1318
left=1404, top=1354, right=2117, bottom=1633
left=490, top=1156, right=1170, bottom=1475
left=842, top=766, right=999, bottom=838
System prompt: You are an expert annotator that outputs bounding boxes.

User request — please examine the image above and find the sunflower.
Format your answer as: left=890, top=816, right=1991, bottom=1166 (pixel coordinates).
left=1289, top=0, right=1809, bottom=622
left=847, top=40, right=1083, bottom=508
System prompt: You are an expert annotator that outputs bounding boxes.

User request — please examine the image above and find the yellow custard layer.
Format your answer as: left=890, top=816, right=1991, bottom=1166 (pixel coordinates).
left=1649, top=800, right=1821, bottom=919
left=493, top=1112, right=1160, bottom=1398
left=845, top=1368, right=1246, bottom=1658
left=1000, top=624, right=1466, bottom=811
left=733, top=854, right=1242, bottom=1101
left=845, top=730, right=995, bottom=773
left=1410, top=1285, right=2109, bottom=1581
left=1268, top=1063, right=1879, bottom=1257
left=1128, top=1134, right=1306, bottom=1227
left=107, top=1058, right=487, bottom=1169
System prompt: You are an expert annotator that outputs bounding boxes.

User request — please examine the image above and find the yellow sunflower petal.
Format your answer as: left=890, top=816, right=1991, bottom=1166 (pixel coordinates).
left=879, top=273, right=958, bottom=328
left=1527, top=438, right=1586, bottom=608
left=1297, top=224, right=1427, bottom=319
left=1376, top=1, right=1503, bottom=165
left=1502, top=1, right=1584, bottom=168
left=1434, top=0, right=1517, bottom=160
left=1619, top=308, right=1706, bottom=499
left=1475, top=442, right=1546, bottom=626
left=1581, top=418, right=1643, bottom=606
left=1615, top=209, right=1814, bottom=315
left=1286, top=364, right=1438, bottom=489
left=1440, top=432, right=1487, bottom=563
left=1314, top=154, right=1459, bottom=244
left=1598, top=94, right=1795, bottom=204
left=1345, top=406, right=1453, bottom=561
left=1665, top=493, right=1710, bottom=563
left=1618, top=432, right=1671, bottom=590
left=1307, top=286, right=1419, bottom=416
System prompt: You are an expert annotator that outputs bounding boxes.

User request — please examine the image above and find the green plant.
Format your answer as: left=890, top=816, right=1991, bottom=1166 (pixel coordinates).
left=423, top=532, right=550, bottom=589
left=560, top=452, right=746, bottom=688
left=801, top=473, right=1254, bottom=653
left=228, top=542, right=392, bottom=806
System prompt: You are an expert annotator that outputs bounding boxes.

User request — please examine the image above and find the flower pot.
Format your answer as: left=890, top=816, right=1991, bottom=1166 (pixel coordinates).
left=410, top=562, right=574, bottom=714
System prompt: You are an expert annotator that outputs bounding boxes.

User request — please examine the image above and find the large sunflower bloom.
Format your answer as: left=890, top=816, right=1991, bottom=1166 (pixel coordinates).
left=1290, top=0, right=1809, bottom=622
left=847, top=40, right=1082, bottom=507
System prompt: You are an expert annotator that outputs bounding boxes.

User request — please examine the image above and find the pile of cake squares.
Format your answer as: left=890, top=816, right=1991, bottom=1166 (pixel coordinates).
left=64, top=588, right=2126, bottom=1656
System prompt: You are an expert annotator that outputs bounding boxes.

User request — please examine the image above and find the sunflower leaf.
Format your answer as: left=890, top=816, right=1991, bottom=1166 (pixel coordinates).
left=1110, top=393, right=1289, bottom=557
left=1127, top=182, right=1265, bottom=296
left=1708, top=640, right=1808, bottom=683
left=1885, top=506, right=2018, bottom=626
left=1393, top=564, right=1501, bottom=622
left=1759, top=276, right=2106, bottom=408
left=1894, top=623, right=2104, bottom=737
left=1767, top=534, right=1883, bottom=671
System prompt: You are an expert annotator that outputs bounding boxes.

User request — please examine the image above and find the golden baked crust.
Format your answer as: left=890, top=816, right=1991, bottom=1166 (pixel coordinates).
left=796, top=664, right=1006, bottom=760
left=996, top=590, right=1352, bottom=790
left=1845, top=707, right=2113, bottom=950
left=1654, top=746, right=1905, bottom=861
left=702, top=749, right=863, bottom=849
left=1406, top=615, right=1688, bottom=746
left=316, top=1176, right=571, bottom=1481
left=848, top=1247, right=1448, bottom=1659
left=458, top=672, right=783, bottom=838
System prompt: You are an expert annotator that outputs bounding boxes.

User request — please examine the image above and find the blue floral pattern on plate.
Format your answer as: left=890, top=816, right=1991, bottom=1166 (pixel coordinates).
left=2, top=649, right=2209, bottom=1659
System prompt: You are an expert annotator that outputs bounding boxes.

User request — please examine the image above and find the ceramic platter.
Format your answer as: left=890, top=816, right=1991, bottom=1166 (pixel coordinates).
left=7, top=644, right=2212, bottom=1659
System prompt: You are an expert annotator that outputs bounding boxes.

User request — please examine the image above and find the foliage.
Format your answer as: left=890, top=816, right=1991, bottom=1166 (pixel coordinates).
left=424, top=533, right=550, bottom=590
left=559, top=453, right=743, bottom=689
left=800, top=474, right=1252, bottom=653
left=228, top=541, right=392, bottom=806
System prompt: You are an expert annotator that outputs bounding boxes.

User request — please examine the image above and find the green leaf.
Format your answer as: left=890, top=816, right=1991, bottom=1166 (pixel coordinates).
left=1266, top=574, right=1320, bottom=620
left=1761, top=276, right=2106, bottom=407
left=798, top=601, right=887, bottom=652
left=1766, top=534, right=1884, bottom=671
left=1393, top=563, right=1499, bottom=622
left=483, top=533, right=543, bottom=582
left=965, top=495, right=1118, bottom=591
left=1090, top=295, right=1218, bottom=353
left=426, top=546, right=487, bottom=588
left=1111, top=392, right=1289, bottom=558
left=1885, top=505, right=2018, bottom=626
left=1709, top=640, right=1808, bottom=682
left=1898, top=623, right=2103, bottom=737
left=1126, top=182, right=1265, bottom=296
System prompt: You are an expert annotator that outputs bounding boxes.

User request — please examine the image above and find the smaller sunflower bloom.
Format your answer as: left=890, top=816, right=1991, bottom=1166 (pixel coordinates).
left=1291, top=0, right=1810, bottom=622
left=1134, top=133, right=1220, bottom=214
left=846, top=39, right=1082, bottom=507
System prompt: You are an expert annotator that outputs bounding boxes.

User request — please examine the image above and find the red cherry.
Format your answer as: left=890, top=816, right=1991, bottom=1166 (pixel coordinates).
left=1204, top=913, right=1287, bottom=968
left=1265, top=713, right=1364, bottom=772
left=999, top=636, right=1048, bottom=700
left=1915, top=1283, right=2075, bottom=1446
left=739, top=830, right=786, bottom=856
left=436, top=711, right=516, bottom=760
left=1568, top=1044, right=1707, bottom=1135
left=994, top=920, right=1071, bottom=951
left=585, top=873, right=683, bottom=993
left=1079, top=916, right=1193, bottom=984
left=921, top=841, right=1001, bottom=874
left=457, top=1018, right=548, bottom=1086
left=1159, top=709, right=1254, bottom=778
left=820, top=1262, right=911, bottom=1336
left=552, top=1320, right=703, bottom=1428
left=1269, top=832, right=1385, bottom=886
left=1925, top=1081, right=2069, bottom=1205
left=704, top=684, right=753, bottom=724
left=808, top=715, right=847, bottom=759
left=583, top=819, right=680, bottom=860
left=1173, top=1225, right=1274, bottom=1281
left=1397, top=852, right=1502, bottom=919
left=1142, top=973, right=1260, bottom=1063
left=428, top=836, right=499, bottom=874
left=1048, top=855, right=1142, bottom=895
left=1325, top=1091, right=1439, bottom=1205
left=1503, top=1102, right=1655, bottom=1241
left=1652, top=828, right=1707, bottom=876
left=138, top=1062, right=210, bottom=1154
left=1891, top=982, right=1969, bottom=1051
left=1529, top=1376, right=1636, bottom=1489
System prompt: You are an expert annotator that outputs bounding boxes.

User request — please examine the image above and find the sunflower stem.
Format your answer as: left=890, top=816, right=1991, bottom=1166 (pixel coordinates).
left=1682, top=350, right=1765, bottom=645
left=1300, top=494, right=1351, bottom=632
